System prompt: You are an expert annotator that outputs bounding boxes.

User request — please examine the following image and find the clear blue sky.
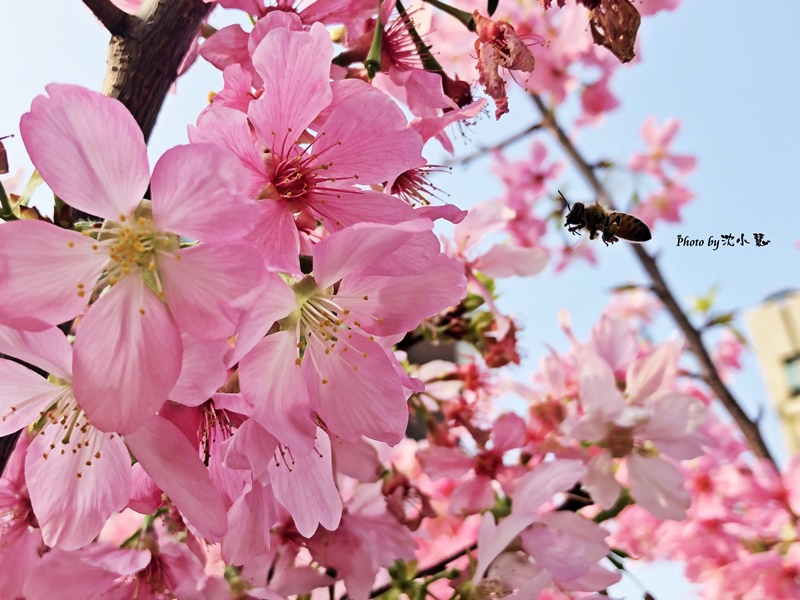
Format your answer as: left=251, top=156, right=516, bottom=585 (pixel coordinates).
left=2, top=2, right=799, bottom=598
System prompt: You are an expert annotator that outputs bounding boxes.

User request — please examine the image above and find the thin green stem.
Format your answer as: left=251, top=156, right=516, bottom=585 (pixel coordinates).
left=421, top=0, right=475, bottom=31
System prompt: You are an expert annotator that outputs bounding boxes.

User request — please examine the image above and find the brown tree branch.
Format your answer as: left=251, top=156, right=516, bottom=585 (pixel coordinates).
left=83, top=0, right=133, bottom=36
left=445, top=122, right=543, bottom=167
left=530, top=93, right=777, bottom=465
left=101, top=0, right=213, bottom=142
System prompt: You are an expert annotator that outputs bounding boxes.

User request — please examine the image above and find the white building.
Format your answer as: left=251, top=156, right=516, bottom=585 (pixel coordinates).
left=745, top=289, right=800, bottom=452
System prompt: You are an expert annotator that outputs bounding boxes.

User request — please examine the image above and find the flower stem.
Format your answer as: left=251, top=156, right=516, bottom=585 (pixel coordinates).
left=421, top=0, right=475, bottom=31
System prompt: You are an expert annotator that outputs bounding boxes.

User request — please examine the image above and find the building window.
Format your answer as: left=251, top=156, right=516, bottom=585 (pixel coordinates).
left=785, top=354, right=800, bottom=397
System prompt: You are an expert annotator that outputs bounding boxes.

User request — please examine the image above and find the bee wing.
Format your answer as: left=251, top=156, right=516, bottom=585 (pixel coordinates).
left=608, top=212, right=652, bottom=243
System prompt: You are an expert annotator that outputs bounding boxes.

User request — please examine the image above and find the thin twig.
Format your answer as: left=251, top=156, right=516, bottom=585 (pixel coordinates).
left=530, top=93, right=776, bottom=465
left=339, top=543, right=476, bottom=600
left=82, top=0, right=132, bottom=36
left=445, top=122, right=543, bottom=167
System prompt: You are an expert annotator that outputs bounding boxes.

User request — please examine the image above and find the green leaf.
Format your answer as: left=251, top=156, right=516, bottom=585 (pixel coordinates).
left=703, top=310, right=737, bottom=329
left=690, top=285, right=718, bottom=315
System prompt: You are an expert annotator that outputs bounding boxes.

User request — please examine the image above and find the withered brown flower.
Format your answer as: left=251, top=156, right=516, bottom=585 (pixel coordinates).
left=587, top=0, right=641, bottom=63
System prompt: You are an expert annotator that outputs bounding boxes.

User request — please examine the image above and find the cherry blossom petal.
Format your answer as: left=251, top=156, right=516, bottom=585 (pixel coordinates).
left=219, top=419, right=278, bottom=485
left=331, top=438, right=381, bottom=482
left=373, top=68, right=457, bottom=116
left=155, top=542, right=209, bottom=598
left=198, top=24, right=250, bottom=72
left=472, top=245, right=548, bottom=278
left=577, top=350, right=626, bottom=415
left=588, top=314, right=637, bottom=372
left=26, top=430, right=131, bottom=550
left=305, top=333, right=409, bottom=444
left=313, top=79, right=424, bottom=183
left=639, top=393, right=707, bottom=459
left=249, top=11, right=304, bottom=53
left=355, top=227, right=442, bottom=278
left=0, top=519, right=41, bottom=599
left=150, top=144, right=259, bottom=241
left=512, top=459, right=587, bottom=515
left=239, top=331, right=317, bottom=455
left=627, top=454, right=690, bottom=520
left=125, top=415, right=228, bottom=541
left=190, top=107, right=266, bottom=193
left=109, top=0, right=143, bottom=13
left=338, top=254, right=465, bottom=337
left=20, top=84, right=148, bottom=219
left=411, top=99, right=487, bottom=155
left=474, top=512, right=539, bottom=582
left=0, top=220, right=107, bottom=330
left=309, top=188, right=417, bottom=233
left=0, top=360, right=63, bottom=435
left=226, top=273, right=297, bottom=365
left=25, top=547, right=150, bottom=599
left=169, top=335, right=230, bottom=406
left=73, top=276, right=182, bottom=434
left=248, top=200, right=302, bottom=273
left=249, top=24, right=333, bottom=150
left=206, top=64, right=256, bottom=113
left=269, top=429, right=342, bottom=537
left=582, top=452, right=621, bottom=509
left=223, top=482, right=279, bottom=565
left=492, top=413, right=528, bottom=453
left=127, top=463, right=163, bottom=514
left=0, top=325, right=73, bottom=379
left=313, top=220, right=432, bottom=289
left=558, top=563, right=622, bottom=592
left=449, top=474, right=496, bottom=515
left=417, top=444, right=474, bottom=480
left=160, top=243, right=264, bottom=340
left=625, top=340, right=680, bottom=404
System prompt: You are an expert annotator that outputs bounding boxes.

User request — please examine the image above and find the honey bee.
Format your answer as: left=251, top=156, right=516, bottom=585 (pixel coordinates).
left=560, top=191, right=651, bottom=245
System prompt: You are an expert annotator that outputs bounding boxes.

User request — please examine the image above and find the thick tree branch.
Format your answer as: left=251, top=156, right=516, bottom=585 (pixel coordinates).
left=83, top=0, right=133, bottom=36
left=101, top=0, right=213, bottom=142
left=530, top=93, right=777, bottom=465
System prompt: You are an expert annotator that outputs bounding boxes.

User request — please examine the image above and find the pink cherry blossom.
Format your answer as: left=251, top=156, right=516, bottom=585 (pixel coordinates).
left=0, top=434, right=43, bottom=598
left=306, top=484, right=417, bottom=600
left=0, top=325, right=228, bottom=550
left=1, top=84, right=263, bottom=434
left=192, top=19, right=424, bottom=273
left=418, top=412, right=528, bottom=515
left=634, top=181, right=695, bottom=227
left=238, top=220, right=465, bottom=449
left=473, top=459, right=620, bottom=596
left=565, top=347, right=707, bottom=520
left=24, top=538, right=213, bottom=599
left=629, top=116, right=697, bottom=181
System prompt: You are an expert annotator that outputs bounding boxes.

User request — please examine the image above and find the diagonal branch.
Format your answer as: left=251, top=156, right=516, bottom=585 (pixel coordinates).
left=82, top=0, right=133, bottom=36
left=445, top=122, right=543, bottom=167
left=530, top=93, right=777, bottom=465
